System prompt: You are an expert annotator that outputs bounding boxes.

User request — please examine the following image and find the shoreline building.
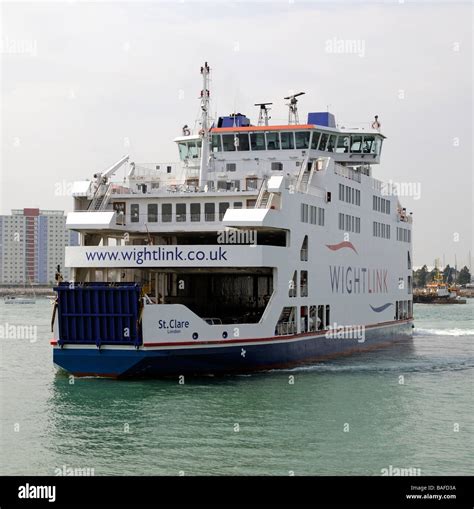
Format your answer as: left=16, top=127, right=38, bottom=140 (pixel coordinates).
left=0, top=208, right=79, bottom=285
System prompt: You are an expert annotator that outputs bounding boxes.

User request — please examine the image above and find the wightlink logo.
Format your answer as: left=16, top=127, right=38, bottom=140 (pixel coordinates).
left=325, top=323, right=366, bottom=343
left=330, top=266, right=388, bottom=294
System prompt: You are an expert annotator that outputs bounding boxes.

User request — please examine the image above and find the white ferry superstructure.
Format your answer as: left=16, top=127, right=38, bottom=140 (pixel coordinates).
left=51, top=63, right=413, bottom=377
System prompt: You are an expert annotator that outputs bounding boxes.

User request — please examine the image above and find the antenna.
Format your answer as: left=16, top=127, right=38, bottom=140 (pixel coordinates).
left=254, top=102, right=273, bottom=126
left=198, top=62, right=211, bottom=189
left=284, top=92, right=305, bottom=125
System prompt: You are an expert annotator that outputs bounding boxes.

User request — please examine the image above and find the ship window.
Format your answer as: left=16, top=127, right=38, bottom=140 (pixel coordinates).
left=161, top=203, right=172, bottom=223
left=217, top=180, right=228, bottom=190
left=295, top=131, right=310, bottom=149
left=233, top=180, right=240, bottom=191
left=178, top=142, right=189, bottom=161
left=219, top=202, right=230, bottom=220
left=336, top=135, right=350, bottom=153
left=350, top=135, right=363, bottom=153
left=204, top=203, right=215, bottom=221
left=308, top=306, right=316, bottom=331
left=327, top=135, right=336, bottom=152
left=362, top=135, right=375, bottom=154
left=318, top=133, right=329, bottom=151
left=311, top=131, right=321, bottom=149
left=188, top=141, right=200, bottom=159
left=280, top=132, right=295, bottom=149
left=271, top=162, right=283, bottom=171
left=246, top=177, right=258, bottom=190
left=301, top=270, right=308, bottom=297
left=226, top=163, right=236, bottom=172
left=325, top=305, right=330, bottom=328
left=222, top=134, right=236, bottom=151
left=317, top=305, right=324, bottom=330
left=176, top=203, right=186, bottom=222
left=237, top=133, right=250, bottom=151
left=233, top=202, right=243, bottom=209
left=211, top=135, right=222, bottom=152
left=266, top=132, right=280, bottom=150
left=300, top=235, right=308, bottom=261
left=190, top=203, right=201, bottom=222
left=131, top=204, right=139, bottom=223
left=407, top=251, right=411, bottom=269
left=289, top=270, right=297, bottom=297
left=250, top=132, right=265, bottom=151
left=147, top=204, right=158, bottom=223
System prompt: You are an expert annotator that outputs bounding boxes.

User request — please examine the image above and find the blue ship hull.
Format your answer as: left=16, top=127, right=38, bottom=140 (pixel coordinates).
left=53, top=320, right=413, bottom=378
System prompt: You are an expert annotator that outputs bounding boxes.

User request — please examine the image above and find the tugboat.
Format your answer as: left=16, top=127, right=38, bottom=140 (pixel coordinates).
left=413, top=269, right=466, bottom=304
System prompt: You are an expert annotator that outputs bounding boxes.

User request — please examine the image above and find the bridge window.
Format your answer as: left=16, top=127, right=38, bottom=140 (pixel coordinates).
left=205, top=203, right=215, bottom=221
left=222, top=134, right=236, bottom=151
left=211, top=135, right=222, bottom=152
left=350, top=135, right=362, bottom=153
left=178, top=142, right=189, bottom=161
left=295, top=131, right=310, bottom=149
left=336, top=135, right=350, bottom=153
left=162, top=203, right=172, bottom=223
left=131, top=204, right=139, bottom=223
left=190, top=203, right=200, bottom=222
left=176, top=203, right=186, bottom=222
left=327, top=135, right=336, bottom=152
left=219, top=202, right=230, bottom=220
left=311, top=131, right=321, bottom=149
left=266, top=132, right=280, bottom=150
left=318, top=132, right=329, bottom=151
left=147, top=204, right=158, bottom=223
left=280, top=132, right=295, bottom=149
left=362, top=135, right=375, bottom=154
left=237, top=133, right=250, bottom=151
left=250, top=132, right=265, bottom=151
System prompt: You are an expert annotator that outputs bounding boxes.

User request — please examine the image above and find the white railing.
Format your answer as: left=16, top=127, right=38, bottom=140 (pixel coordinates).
left=276, top=322, right=297, bottom=336
left=334, top=163, right=361, bottom=183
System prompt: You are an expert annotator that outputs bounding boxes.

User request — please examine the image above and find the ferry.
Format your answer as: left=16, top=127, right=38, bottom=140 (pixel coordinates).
left=51, top=62, right=414, bottom=378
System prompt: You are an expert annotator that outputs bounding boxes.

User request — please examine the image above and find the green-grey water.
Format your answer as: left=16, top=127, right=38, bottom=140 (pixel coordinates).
left=0, top=299, right=473, bottom=475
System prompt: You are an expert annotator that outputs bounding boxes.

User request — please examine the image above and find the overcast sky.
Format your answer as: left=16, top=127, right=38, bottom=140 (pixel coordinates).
left=1, top=1, right=472, bottom=267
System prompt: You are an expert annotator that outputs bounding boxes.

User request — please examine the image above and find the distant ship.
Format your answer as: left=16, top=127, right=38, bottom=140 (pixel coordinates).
left=51, top=62, right=413, bottom=378
left=414, top=269, right=466, bottom=304
left=4, top=296, right=36, bottom=305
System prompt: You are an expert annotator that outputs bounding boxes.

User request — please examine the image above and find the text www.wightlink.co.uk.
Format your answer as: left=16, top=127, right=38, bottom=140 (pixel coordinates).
left=85, top=246, right=228, bottom=265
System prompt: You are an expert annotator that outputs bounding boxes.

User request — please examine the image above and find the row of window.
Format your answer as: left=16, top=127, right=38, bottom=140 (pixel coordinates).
left=130, top=202, right=243, bottom=223
left=373, top=221, right=391, bottom=239
left=301, top=204, right=325, bottom=226
left=210, top=131, right=382, bottom=154
left=275, top=305, right=331, bottom=335
left=289, top=270, right=308, bottom=298
left=396, top=300, right=412, bottom=320
left=397, top=227, right=411, bottom=243
left=339, top=184, right=361, bottom=205
left=373, top=195, right=391, bottom=214
left=338, top=213, right=361, bottom=233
